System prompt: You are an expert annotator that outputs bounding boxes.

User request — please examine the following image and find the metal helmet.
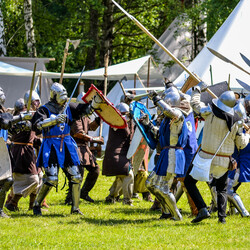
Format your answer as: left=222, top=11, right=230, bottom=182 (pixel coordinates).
left=50, top=82, right=68, bottom=105
left=212, top=90, right=236, bottom=115
left=234, top=101, right=247, bottom=119
left=244, top=94, right=250, bottom=115
left=120, top=94, right=134, bottom=105
left=0, top=86, right=6, bottom=106
left=116, top=102, right=129, bottom=114
left=24, top=90, right=41, bottom=105
left=76, top=92, right=86, bottom=103
left=161, top=86, right=181, bottom=107
left=14, top=98, right=25, bottom=113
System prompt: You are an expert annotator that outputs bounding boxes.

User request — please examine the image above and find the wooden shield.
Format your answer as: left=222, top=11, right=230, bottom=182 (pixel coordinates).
left=0, top=137, right=12, bottom=181
left=82, top=84, right=127, bottom=129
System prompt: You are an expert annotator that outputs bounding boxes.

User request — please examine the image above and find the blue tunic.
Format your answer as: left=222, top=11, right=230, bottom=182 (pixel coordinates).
left=177, top=112, right=198, bottom=178
left=37, top=106, right=80, bottom=169
left=229, top=142, right=250, bottom=183
left=153, top=116, right=189, bottom=176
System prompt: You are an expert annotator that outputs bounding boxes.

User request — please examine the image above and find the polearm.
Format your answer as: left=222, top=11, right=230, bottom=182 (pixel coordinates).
left=112, top=0, right=217, bottom=98
left=99, top=52, right=109, bottom=137
left=26, top=63, right=37, bottom=112
left=207, top=47, right=250, bottom=76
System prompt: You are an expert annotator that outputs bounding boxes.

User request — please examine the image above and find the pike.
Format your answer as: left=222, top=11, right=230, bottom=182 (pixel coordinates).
left=236, top=78, right=250, bottom=92
left=118, top=76, right=127, bottom=96
left=26, top=63, right=37, bottom=112
left=112, top=0, right=216, bottom=98
left=207, top=47, right=250, bottom=76
left=240, top=53, right=250, bottom=68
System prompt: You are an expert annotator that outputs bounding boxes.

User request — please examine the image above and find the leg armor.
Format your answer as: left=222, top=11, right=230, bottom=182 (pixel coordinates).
left=227, top=178, right=249, bottom=217
left=174, top=181, right=184, bottom=203
left=34, top=165, right=59, bottom=207
left=64, top=165, right=82, bottom=213
left=145, top=171, right=158, bottom=196
left=0, top=177, right=13, bottom=209
left=155, top=175, right=182, bottom=220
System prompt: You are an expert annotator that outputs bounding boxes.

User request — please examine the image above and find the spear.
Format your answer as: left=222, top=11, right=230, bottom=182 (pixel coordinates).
left=111, top=0, right=216, bottom=98
left=26, top=63, right=37, bottom=112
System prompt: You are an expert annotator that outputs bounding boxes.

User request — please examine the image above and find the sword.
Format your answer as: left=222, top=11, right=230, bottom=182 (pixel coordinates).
left=26, top=63, right=37, bottom=112
left=59, top=66, right=85, bottom=131
left=207, top=47, right=250, bottom=76
left=62, top=66, right=85, bottom=115
left=112, top=0, right=216, bottom=99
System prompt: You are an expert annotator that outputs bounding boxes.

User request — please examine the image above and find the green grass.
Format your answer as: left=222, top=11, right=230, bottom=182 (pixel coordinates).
left=0, top=160, right=249, bottom=249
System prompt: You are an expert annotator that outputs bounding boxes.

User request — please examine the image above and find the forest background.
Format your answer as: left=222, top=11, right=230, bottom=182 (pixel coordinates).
left=0, top=0, right=240, bottom=92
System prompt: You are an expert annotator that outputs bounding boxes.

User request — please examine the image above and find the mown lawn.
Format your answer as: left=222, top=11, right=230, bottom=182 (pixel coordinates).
left=0, top=160, right=249, bottom=249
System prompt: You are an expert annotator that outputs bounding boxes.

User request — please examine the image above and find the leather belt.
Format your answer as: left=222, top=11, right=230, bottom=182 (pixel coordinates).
left=201, top=149, right=230, bottom=158
left=13, top=142, right=33, bottom=146
left=44, top=133, right=70, bottom=152
left=162, top=146, right=183, bottom=150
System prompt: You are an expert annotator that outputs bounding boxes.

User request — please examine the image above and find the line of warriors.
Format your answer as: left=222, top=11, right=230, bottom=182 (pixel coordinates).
left=0, top=81, right=249, bottom=225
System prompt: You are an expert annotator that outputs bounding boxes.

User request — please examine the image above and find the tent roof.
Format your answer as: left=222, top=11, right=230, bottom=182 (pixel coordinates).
left=0, top=55, right=163, bottom=81
left=174, top=0, right=250, bottom=91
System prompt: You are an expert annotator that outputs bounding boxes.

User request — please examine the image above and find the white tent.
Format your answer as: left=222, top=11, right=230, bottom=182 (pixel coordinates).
left=151, top=15, right=192, bottom=82
left=174, top=0, right=250, bottom=92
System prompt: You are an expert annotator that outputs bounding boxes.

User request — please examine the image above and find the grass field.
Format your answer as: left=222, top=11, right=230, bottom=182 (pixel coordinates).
left=0, top=160, right=249, bottom=249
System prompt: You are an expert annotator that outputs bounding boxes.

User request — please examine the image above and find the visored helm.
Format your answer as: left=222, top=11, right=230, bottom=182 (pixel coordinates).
left=116, top=102, right=129, bottom=115
left=161, top=86, right=181, bottom=107
left=212, top=90, right=236, bottom=115
left=50, top=82, right=68, bottom=106
left=0, top=86, right=6, bottom=106
left=14, top=98, right=25, bottom=113
left=24, top=90, right=41, bottom=105
left=76, top=92, right=86, bottom=103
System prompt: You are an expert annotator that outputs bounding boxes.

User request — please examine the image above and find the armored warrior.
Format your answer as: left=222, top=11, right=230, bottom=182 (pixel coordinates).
left=31, top=83, right=101, bottom=215
left=103, top=102, right=134, bottom=206
left=0, top=87, right=32, bottom=218
left=145, top=86, right=191, bottom=221
left=184, top=83, right=249, bottom=224
left=6, top=98, right=42, bottom=211
left=64, top=92, right=103, bottom=204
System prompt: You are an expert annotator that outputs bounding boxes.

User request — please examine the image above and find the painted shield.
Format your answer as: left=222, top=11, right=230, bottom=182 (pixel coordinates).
left=82, top=84, right=127, bottom=129
left=0, top=137, right=12, bottom=181
left=130, top=101, right=157, bottom=149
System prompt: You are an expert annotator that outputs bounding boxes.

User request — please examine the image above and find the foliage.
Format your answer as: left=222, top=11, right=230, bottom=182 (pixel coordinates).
left=0, top=160, right=249, bottom=249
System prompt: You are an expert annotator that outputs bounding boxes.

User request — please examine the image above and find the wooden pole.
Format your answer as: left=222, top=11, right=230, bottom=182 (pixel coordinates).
left=59, top=39, right=70, bottom=84
left=146, top=58, right=150, bottom=108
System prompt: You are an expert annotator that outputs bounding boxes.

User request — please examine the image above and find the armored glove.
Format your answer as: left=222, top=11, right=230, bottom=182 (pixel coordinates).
left=20, top=112, right=33, bottom=121
left=91, top=136, right=104, bottom=145
left=91, top=94, right=102, bottom=109
left=140, top=114, right=150, bottom=126
left=236, top=119, right=244, bottom=135
left=193, top=81, right=208, bottom=93
left=56, top=113, right=67, bottom=123
left=148, top=91, right=161, bottom=105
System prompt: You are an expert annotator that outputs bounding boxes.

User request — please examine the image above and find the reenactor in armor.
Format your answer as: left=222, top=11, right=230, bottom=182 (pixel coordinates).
left=64, top=92, right=103, bottom=205
left=31, top=83, right=102, bottom=216
left=145, top=86, right=191, bottom=221
left=0, top=87, right=32, bottom=218
left=184, top=82, right=249, bottom=224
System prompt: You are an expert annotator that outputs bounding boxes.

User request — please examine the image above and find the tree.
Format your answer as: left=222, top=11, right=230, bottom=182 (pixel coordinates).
left=0, top=0, right=6, bottom=56
left=23, top=0, right=37, bottom=57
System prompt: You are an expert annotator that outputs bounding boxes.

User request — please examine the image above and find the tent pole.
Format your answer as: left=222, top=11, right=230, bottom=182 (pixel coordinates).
left=136, top=73, right=146, bottom=89
left=134, top=74, right=136, bottom=89
left=146, top=58, right=150, bottom=108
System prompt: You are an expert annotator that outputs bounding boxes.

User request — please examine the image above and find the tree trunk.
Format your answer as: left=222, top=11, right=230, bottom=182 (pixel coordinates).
left=85, top=4, right=99, bottom=70
left=0, top=0, right=6, bottom=56
left=24, top=0, right=37, bottom=57
left=100, top=0, right=114, bottom=67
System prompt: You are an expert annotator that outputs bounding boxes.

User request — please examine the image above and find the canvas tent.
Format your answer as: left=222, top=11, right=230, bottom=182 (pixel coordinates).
left=0, top=57, right=53, bottom=107
left=173, top=0, right=250, bottom=92
left=151, top=15, right=192, bottom=82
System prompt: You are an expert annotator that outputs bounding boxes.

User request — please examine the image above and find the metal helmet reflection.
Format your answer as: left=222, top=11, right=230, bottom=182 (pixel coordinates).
left=50, top=82, right=68, bottom=105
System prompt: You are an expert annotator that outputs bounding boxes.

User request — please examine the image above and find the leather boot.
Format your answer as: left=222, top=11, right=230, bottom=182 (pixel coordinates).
left=191, top=208, right=210, bottom=223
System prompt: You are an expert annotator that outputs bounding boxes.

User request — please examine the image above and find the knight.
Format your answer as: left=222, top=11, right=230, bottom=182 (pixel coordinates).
left=31, top=82, right=101, bottom=216
left=0, top=87, right=32, bottom=218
